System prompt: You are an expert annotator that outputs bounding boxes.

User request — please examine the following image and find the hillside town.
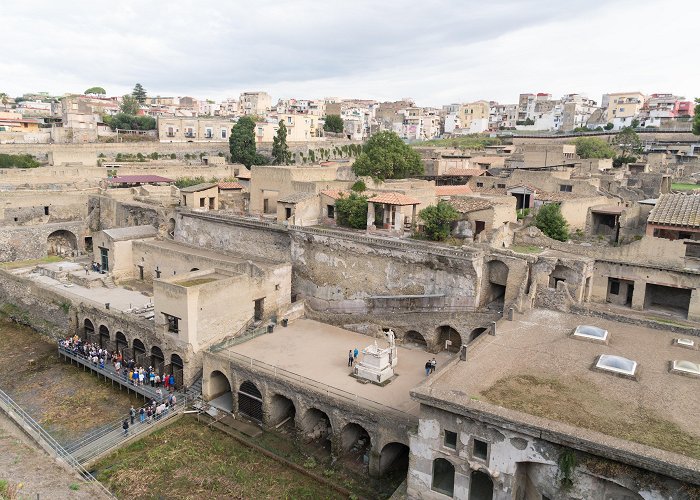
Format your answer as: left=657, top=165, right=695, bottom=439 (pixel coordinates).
left=1, top=1, right=700, bottom=499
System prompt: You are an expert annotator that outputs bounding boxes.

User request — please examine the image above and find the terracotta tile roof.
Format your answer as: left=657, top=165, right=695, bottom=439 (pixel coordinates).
left=442, top=168, right=486, bottom=177
left=106, top=175, right=174, bottom=183
left=320, top=189, right=348, bottom=200
left=449, top=197, right=493, bottom=213
left=647, top=193, right=700, bottom=228
left=367, top=192, right=421, bottom=206
left=235, top=169, right=252, bottom=179
left=471, top=187, right=508, bottom=196
left=435, top=185, right=472, bottom=196
left=470, top=156, right=506, bottom=167
left=218, top=182, right=244, bottom=190
left=180, top=182, right=218, bottom=193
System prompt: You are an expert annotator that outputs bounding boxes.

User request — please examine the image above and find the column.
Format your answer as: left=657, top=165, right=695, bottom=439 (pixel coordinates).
left=631, top=280, right=646, bottom=311
left=367, top=202, right=375, bottom=230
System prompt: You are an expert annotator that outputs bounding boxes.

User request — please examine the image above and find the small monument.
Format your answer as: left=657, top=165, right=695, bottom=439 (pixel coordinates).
left=354, top=329, right=398, bottom=385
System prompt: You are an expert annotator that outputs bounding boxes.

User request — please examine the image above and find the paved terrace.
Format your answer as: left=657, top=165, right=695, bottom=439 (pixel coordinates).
left=221, top=319, right=454, bottom=415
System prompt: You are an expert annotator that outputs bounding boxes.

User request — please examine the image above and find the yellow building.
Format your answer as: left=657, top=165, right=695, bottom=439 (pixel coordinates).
left=458, top=101, right=490, bottom=133
left=0, top=111, right=42, bottom=132
left=605, top=92, right=645, bottom=122
left=254, top=114, right=315, bottom=143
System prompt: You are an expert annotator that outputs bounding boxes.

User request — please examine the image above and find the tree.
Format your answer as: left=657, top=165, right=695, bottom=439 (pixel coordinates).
left=612, top=127, right=643, bottom=158
left=335, top=193, right=368, bottom=229
left=324, top=114, right=344, bottom=133
left=693, top=98, right=700, bottom=136
left=271, top=120, right=291, bottom=165
left=604, top=122, right=614, bottom=131
left=535, top=203, right=569, bottom=242
left=132, top=83, right=147, bottom=103
left=630, top=118, right=640, bottom=129
left=352, top=131, right=423, bottom=181
left=103, top=113, right=155, bottom=131
left=573, top=137, right=616, bottom=159
left=84, top=87, right=106, bottom=96
left=229, top=116, right=266, bottom=168
left=419, top=201, right=458, bottom=241
left=120, top=95, right=140, bottom=115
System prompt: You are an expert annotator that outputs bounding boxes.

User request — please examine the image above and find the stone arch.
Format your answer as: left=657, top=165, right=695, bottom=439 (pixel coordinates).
left=269, top=393, right=296, bottom=428
left=469, top=470, right=493, bottom=500
left=436, top=325, right=462, bottom=353
left=432, top=457, right=455, bottom=497
left=98, top=324, right=110, bottom=348
left=132, top=338, right=146, bottom=365
left=207, top=370, right=233, bottom=412
left=404, top=330, right=427, bottom=348
left=469, top=327, right=488, bottom=343
left=340, top=422, right=371, bottom=455
left=482, top=259, right=509, bottom=307
left=151, top=346, right=165, bottom=372
left=299, top=407, right=332, bottom=455
left=83, top=318, right=94, bottom=339
left=548, top=263, right=578, bottom=290
left=47, top=229, right=77, bottom=257
left=238, top=380, right=263, bottom=422
left=167, top=218, right=176, bottom=239
left=380, top=442, right=410, bottom=478
left=115, top=331, right=128, bottom=355
left=170, top=353, right=184, bottom=388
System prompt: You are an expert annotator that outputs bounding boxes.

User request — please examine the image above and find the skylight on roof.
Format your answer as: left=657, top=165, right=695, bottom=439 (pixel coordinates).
left=595, top=354, right=638, bottom=379
left=573, top=325, right=609, bottom=343
left=671, top=360, right=700, bottom=378
left=673, top=338, right=696, bottom=350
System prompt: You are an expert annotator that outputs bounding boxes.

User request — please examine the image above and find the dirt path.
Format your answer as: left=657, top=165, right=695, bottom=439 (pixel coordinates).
left=0, top=410, right=109, bottom=500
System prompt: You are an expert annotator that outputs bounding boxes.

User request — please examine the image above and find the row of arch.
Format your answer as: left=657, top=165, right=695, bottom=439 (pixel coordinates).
left=207, top=370, right=410, bottom=478
left=402, top=325, right=489, bottom=353
left=432, top=458, right=493, bottom=499
left=82, top=318, right=184, bottom=384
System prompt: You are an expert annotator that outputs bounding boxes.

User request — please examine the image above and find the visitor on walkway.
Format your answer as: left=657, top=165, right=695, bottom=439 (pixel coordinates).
left=139, top=406, right=145, bottom=423
left=348, top=349, right=354, bottom=367
left=353, top=347, right=359, bottom=363
left=130, top=406, right=136, bottom=425
left=430, top=358, right=437, bottom=374
left=169, top=374, right=175, bottom=390
left=149, top=371, right=155, bottom=387
left=425, top=360, right=432, bottom=376
left=122, top=419, right=129, bottom=437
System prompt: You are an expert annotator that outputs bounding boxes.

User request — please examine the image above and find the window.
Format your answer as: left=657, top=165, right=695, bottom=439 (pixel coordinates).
left=204, top=128, right=213, bottom=138
left=476, top=182, right=484, bottom=188
left=431, top=458, right=455, bottom=497
left=221, top=129, right=227, bottom=139
left=199, top=198, right=205, bottom=208
left=609, top=280, right=620, bottom=295
left=444, top=430, right=457, bottom=449
left=44, top=206, right=49, bottom=215
left=559, top=184, right=573, bottom=192
left=685, top=242, right=700, bottom=259
left=163, top=313, right=180, bottom=333
left=327, top=204, right=335, bottom=219
left=473, top=438, right=488, bottom=460
left=497, top=183, right=506, bottom=189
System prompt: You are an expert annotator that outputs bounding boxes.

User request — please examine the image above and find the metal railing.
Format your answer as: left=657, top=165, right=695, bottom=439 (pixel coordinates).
left=0, top=387, right=115, bottom=498
left=208, top=349, right=418, bottom=427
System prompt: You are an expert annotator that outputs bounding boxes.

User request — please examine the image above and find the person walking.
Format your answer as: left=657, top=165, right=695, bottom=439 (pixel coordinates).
left=425, top=360, right=432, bottom=376
left=129, top=406, right=136, bottom=425
left=430, top=358, right=437, bottom=374
left=353, top=347, right=359, bottom=364
left=169, top=374, right=175, bottom=390
left=139, top=406, right=145, bottom=423
left=122, top=419, right=129, bottom=437
left=348, top=349, right=354, bottom=367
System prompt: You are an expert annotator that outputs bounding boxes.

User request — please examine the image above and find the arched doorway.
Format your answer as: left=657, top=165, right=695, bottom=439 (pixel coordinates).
left=238, top=380, right=263, bottom=422
left=380, top=442, right=409, bottom=478
left=270, top=394, right=296, bottom=431
left=98, top=325, right=110, bottom=349
left=469, top=327, right=487, bottom=343
left=207, top=370, right=233, bottom=412
left=151, top=346, right=165, bottom=373
left=132, top=339, right=146, bottom=366
left=483, top=260, right=509, bottom=308
left=432, top=458, right=455, bottom=497
left=469, top=470, right=493, bottom=500
left=47, top=230, right=77, bottom=257
left=340, top=423, right=371, bottom=468
left=404, top=330, right=427, bottom=348
left=548, top=264, right=576, bottom=290
left=115, top=332, right=128, bottom=356
left=190, top=268, right=199, bottom=272
left=300, top=408, right=332, bottom=455
left=170, top=354, right=184, bottom=388
left=83, top=318, right=95, bottom=341
left=167, top=218, right=176, bottom=239
left=437, top=325, right=462, bottom=353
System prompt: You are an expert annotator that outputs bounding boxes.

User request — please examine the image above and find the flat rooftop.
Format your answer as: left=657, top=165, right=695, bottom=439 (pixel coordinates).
left=222, top=319, right=453, bottom=415
left=415, top=309, right=700, bottom=461
left=145, top=238, right=284, bottom=267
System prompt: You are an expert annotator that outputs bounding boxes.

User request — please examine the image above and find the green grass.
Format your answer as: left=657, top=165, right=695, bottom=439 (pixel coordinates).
left=509, top=244, right=543, bottom=254
left=175, top=277, right=217, bottom=287
left=413, top=135, right=502, bottom=149
left=0, top=255, right=63, bottom=269
left=671, top=183, right=700, bottom=191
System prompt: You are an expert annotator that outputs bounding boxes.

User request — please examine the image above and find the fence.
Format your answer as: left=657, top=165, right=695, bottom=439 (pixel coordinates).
left=209, top=349, right=418, bottom=427
left=0, top=387, right=115, bottom=499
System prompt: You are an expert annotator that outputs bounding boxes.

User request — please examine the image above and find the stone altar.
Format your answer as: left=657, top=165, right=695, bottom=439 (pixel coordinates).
left=353, top=329, right=398, bottom=384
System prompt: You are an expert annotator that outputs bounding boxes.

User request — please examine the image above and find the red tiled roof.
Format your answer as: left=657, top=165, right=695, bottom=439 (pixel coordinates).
left=320, top=189, right=348, bottom=200
left=436, top=185, right=472, bottom=196
left=367, top=192, right=421, bottom=205
left=218, top=182, right=244, bottom=190
left=442, top=168, right=486, bottom=177
left=106, top=175, right=174, bottom=183
left=449, top=197, right=494, bottom=213
left=648, top=193, right=700, bottom=228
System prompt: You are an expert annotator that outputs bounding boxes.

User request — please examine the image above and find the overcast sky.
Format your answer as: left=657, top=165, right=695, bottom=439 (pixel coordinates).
left=2, top=0, right=697, bottom=107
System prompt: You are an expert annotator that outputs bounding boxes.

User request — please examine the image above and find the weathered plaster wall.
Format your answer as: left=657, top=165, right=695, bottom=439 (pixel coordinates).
left=0, top=221, right=87, bottom=262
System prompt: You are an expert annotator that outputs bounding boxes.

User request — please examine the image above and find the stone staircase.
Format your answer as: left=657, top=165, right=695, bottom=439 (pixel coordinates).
left=102, top=276, right=117, bottom=289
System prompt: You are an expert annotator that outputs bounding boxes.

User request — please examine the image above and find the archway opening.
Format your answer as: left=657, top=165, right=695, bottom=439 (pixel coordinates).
left=208, top=370, right=233, bottom=412
left=437, top=325, right=462, bottom=353
left=98, top=325, right=110, bottom=349
left=190, top=268, right=200, bottom=272
left=238, top=380, right=263, bottom=422
left=300, top=408, right=332, bottom=456
left=469, top=327, right=488, bottom=343
left=340, top=423, right=371, bottom=469
left=115, top=332, right=128, bottom=356
left=170, top=353, right=184, bottom=389
left=469, top=470, right=493, bottom=500
left=83, top=318, right=95, bottom=340
left=270, top=394, right=296, bottom=432
left=151, top=346, right=165, bottom=373
left=432, top=457, right=455, bottom=497
left=380, top=442, right=409, bottom=478
left=167, top=218, right=176, bottom=239
left=483, top=260, right=509, bottom=308
left=132, top=338, right=146, bottom=365
left=404, top=330, right=427, bottom=349
left=549, top=264, right=576, bottom=290
left=47, top=230, right=77, bottom=257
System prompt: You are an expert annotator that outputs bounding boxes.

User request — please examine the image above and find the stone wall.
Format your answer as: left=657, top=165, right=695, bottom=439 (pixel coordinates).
left=88, top=195, right=168, bottom=233
left=0, top=221, right=87, bottom=261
